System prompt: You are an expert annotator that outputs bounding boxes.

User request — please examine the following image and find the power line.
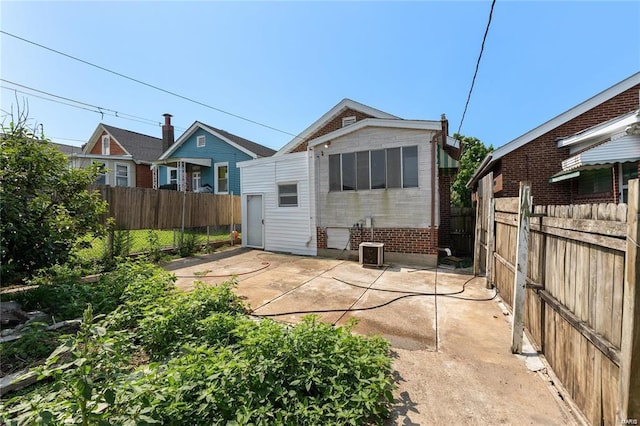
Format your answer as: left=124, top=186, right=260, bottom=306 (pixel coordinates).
left=0, top=30, right=299, bottom=139
left=0, top=84, right=188, bottom=131
left=456, top=0, right=496, bottom=138
left=1, top=78, right=160, bottom=126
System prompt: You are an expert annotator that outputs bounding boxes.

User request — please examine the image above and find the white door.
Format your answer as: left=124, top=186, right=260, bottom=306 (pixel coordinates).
left=246, top=194, right=264, bottom=248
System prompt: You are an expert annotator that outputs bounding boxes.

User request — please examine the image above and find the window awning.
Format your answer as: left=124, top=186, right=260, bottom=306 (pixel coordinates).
left=549, top=169, right=581, bottom=183
left=438, top=145, right=459, bottom=169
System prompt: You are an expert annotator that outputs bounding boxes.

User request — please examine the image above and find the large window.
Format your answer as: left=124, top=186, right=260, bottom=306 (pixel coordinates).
left=328, top=146, right=419, bottom=191
left=578, top=167, right=612, bottom=195
left=278, top=183, right=298, bottom=207
left=215, top=162, right=229, bottom=194
left=115, top=164, right=129, bottom=187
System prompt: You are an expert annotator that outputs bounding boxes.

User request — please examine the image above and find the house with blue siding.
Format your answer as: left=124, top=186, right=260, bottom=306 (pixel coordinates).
left=153, top=118, right=275, bottom=194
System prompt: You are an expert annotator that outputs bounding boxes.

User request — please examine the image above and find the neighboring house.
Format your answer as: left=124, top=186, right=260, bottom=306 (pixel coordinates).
left=468, top=72, right=640, bottom=205
left=239, top=98, right=459, bottom=265
left=154, top=116, right=276, bottom=194
left=72, top=122, right=164, bottom=188
left=50, top=142, right=83, bottom=157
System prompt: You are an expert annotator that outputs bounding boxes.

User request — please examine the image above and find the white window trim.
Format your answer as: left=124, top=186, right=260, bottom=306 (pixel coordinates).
left=192, top=170, right=202, bottom=191
left=342, top=116, right=356, bottom=127
left=215, top=162, right=229, bottom=194
left=167, top=167, right=178, bottom=185
left=95, top=161, right=108, bottom=185
left=102, top=135, right=110, bottom=155
left=196, top=135, right=206, bottom=148
left=277, top=182, right=299, bottom=208
left=115, top=162, right=131, bottom=187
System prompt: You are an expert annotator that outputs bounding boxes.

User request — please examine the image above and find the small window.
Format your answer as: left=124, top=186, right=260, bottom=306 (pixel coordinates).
left=370, top=149, right=386, bottom=189
left=115, top=164, right=129, bottom=187
left=278, top=183, right=298, bottom=207
left=215, top=162, right=229, bottom=194
left=101, top=135, right=110, bottom=155
left=356, top=151, right=370, bottom=191
left=192, top=171, right=201, bottom=191
left=329, top=154, right=341, bottom=192
left=386, top=148, right=401, bottom=189
left=402, top=146, right=419, bottom=188
left=622, top=162, right=638, bottom=202
left=167, top=167, right=178, bottom=185
left=94, top=161, right=107, bottom=185
left=342, top=116, right=356, bottom=127
left=341, top=152, right=356, bottom=191
left=197, top=135, right=206, bottom=148
left=578, top=168, right=612, bottom=195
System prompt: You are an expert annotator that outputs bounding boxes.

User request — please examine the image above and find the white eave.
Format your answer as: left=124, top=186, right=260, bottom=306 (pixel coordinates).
left=556, top=110, right=639, bottom=148
left=308, top=118, right=441, bottom=148
left=153, top=157, right=212, bottom=167
left=237, top=150, right=308, bottom=169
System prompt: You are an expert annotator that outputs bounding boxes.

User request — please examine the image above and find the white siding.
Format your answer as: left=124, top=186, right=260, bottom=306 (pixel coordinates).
left=239, top=152, right=316, bottom=255
left=315, top=127, right=439, bottom=229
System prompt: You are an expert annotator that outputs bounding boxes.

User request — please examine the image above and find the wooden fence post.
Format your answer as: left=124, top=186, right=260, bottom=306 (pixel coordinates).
left=618, top=178, right=640, bottom=422
left=486, top=172, right=495, bottom=288
left=473, top=190, right=482, bottom=276
left=511, top=181, right=531, bottom=354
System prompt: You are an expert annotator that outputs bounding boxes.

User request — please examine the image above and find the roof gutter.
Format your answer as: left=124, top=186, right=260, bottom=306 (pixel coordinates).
left=466, top=153, right=493, bottom=189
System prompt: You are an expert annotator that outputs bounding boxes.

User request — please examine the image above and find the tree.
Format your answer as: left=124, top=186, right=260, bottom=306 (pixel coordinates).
left=0, top=111, right=108, bottom=284
left=451, top=134, right=493, bottom=208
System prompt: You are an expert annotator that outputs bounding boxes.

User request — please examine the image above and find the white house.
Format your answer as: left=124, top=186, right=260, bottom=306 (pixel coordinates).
left=239, top=99, right=459, bottom=266
left=237, top=151, right=316, bottom=256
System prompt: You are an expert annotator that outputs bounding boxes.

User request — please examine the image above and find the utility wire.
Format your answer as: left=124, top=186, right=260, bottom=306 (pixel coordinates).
left=456, top=0, right=496, bottom=139
left=2, top=78, right=160, bottom=126
left=1, top=84, right=187, bottom=131
left=0, top=30, right=299, bottom=139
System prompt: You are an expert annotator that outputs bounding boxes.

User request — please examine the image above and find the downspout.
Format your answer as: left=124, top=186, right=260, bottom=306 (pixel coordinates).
left=430, top=130, right=439, bottom=253
left=306, top=147, right=313, bottom=245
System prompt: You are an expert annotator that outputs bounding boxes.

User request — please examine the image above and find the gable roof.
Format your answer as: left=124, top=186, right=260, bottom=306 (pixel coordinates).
left=468, top=72, right=640, bottom=187
left=159, top=121, right=275, bottom=161
left=84, top=124, right=163, bottom=164
left=275, top=98, right=399, bottom=156
left=307, top=118, right=441, bottom=148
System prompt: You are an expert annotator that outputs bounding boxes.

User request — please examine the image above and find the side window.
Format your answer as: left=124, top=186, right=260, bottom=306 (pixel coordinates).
left=278, top=183, right=298, bottom=207
left=95, top=161, right=107, bottom=185
left=215, top=163, right=229, bottom=194
left=329, top=154, right=341, bottom=192
left=115, top=164, right=129, bottom=187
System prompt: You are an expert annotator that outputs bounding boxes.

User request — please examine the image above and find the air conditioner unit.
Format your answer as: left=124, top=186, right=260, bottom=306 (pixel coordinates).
left=359, top=242, right=384, bottom=267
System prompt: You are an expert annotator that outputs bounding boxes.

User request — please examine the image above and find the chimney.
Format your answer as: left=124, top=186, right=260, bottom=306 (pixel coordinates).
left=162, top=113, right=174, bottom=152
left=440, top=113, right=449, bottom=142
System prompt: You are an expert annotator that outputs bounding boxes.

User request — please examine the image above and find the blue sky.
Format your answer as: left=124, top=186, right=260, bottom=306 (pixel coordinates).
left=1, top=1, right=638, bottom=151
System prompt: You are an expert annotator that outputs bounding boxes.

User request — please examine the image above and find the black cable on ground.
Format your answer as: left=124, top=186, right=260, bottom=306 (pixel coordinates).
left=331, top=265, right=389, bottom=325
left=251, top=274, right=497, bottom=318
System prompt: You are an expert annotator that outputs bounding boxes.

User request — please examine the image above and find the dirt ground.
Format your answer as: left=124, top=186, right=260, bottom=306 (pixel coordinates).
left=164, top=247, right=580, bottom=425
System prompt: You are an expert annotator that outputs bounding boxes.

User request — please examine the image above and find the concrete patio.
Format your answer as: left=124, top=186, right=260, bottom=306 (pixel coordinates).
left=164, top=247, right=579, bottom=425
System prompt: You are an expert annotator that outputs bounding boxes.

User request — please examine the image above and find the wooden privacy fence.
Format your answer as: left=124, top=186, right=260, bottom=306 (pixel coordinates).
left=91, top=185, right=241, bottom=230
left=476, top=175, right=640, bottom=426
left=450, top=207, right=475, bottom=255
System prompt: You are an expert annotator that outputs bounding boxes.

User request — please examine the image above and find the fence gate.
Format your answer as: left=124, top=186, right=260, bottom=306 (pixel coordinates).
left=473, top=172, right=494, bottom=279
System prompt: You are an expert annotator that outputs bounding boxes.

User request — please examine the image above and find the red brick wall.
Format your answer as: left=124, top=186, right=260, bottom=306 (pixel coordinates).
left=319, top=227, right=439, bottom=255
left=489, top=85, right=639, bottom=206
left=136, top=164, right=153, bottom=188
left=291, top=108, right=375, bottom=153
left=90, top=131, right=126, bottom=155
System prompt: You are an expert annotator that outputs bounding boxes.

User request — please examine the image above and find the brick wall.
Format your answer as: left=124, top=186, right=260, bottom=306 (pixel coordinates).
left=488, top=85, right=639, bottom=206
left=291, top=108, right=375, bottom=153
left=90, top=131, right=126, bottom=155
left=317, top=227, right=327, bottom=249
left=438, top=173, right=454, bottom=247
left=136, top=164, right=153, bottom=188
left=339, top=227, right=439, bottom=255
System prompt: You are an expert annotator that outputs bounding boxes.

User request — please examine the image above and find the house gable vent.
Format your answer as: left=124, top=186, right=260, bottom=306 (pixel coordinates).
left=342, top=116, right=357, bottom=127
